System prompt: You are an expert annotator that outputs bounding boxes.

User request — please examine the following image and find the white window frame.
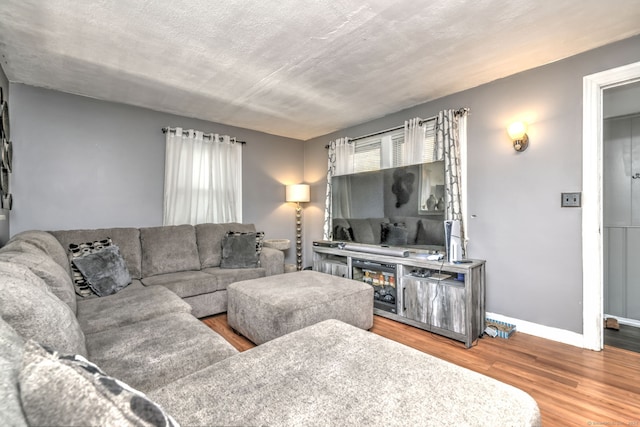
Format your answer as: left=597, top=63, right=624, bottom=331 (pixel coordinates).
left=352, top=118, right=436, bottom=173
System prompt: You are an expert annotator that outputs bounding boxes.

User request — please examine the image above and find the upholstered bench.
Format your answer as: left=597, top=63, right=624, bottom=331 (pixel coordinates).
left=227, top=270, right=373, bottom=344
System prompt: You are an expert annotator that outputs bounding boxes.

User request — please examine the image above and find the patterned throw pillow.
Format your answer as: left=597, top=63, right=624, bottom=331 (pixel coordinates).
left=333, top=225, right=354, bottom=242
left=19, top=340, right=179, bottom=427
left=220, top=231, right=265, bottom=269
left=72, top=245, right=132, bottom=297
left=68, top=238, right=113, bottom=297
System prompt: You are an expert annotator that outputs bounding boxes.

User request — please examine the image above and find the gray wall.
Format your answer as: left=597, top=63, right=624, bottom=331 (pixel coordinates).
left=304, top=35, right=640, bottom=334
left=0, top=64, right=8, bottom=245
left=9, top=84, right=304, bottom=264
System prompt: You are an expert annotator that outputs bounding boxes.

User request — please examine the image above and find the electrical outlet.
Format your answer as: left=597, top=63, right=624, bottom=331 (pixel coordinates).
left=561, top=192, right=581, bottom=207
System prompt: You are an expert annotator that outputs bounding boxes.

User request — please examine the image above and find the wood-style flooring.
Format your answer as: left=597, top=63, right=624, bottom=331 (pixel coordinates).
left=605, top=324, right=640, bottom=353
left=202, top=314, right=640, bottom=426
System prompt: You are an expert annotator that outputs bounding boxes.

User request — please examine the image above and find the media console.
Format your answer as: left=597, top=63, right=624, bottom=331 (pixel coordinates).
left=312, top=243, right=486, bottom=348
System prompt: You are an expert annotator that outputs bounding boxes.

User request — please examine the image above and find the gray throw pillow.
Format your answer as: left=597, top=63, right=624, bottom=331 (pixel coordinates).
left=220, top=231, right=265, bottom=269
left=68, top=238, right=114, bottom=297
left=72, top=245, right=131, bottom=297
left=380, top=222, right=408, bottom=246
left=19, top=340, right=178, bottom=427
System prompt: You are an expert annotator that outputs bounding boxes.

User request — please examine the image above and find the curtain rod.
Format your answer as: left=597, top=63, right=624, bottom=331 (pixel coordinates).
left=323, top=108, right=469, bottom=149
left=162, top=127, right=246, bottom=145
left=324, top=115, right=436, bottom=149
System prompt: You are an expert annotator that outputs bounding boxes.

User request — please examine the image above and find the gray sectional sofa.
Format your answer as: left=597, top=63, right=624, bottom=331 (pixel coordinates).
left=49, top=222, right=284, bottom=318
left=0, top=224, right=541, bottom=426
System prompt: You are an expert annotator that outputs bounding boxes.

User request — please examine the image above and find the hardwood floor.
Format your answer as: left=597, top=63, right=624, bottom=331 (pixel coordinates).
left=202, top=314, right=640, bottom=426
left=605, top=324, right=640, bottom=353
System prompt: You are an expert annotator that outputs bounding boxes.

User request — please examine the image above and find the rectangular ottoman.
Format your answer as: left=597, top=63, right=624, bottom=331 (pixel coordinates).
left=227, top=270, right=373, bottom=344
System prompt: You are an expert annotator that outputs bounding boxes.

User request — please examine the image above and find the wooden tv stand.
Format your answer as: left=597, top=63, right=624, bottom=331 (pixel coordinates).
left=312, top=245, right=486, bottom=348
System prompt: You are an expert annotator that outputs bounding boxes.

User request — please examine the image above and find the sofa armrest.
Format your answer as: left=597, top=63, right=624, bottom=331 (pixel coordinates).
left=260, top=247, right=284, bottom=276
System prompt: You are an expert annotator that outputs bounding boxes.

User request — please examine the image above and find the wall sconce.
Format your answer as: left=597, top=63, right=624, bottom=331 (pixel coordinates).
left=507, top=121, right=529, bottom=152
left=285, top=184, right=310, bottom=271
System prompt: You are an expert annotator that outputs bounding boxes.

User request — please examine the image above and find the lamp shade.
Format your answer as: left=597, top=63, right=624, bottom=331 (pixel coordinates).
left=286, top=184, right=310, bottom=203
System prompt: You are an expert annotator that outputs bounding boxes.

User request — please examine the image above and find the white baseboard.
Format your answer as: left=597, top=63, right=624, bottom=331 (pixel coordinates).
left=604, top=314, right=640, bottom=328
left=486, top=312, right=586, bottom=349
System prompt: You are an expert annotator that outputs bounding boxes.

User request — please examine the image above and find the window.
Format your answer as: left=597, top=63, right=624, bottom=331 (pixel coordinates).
left=163, top=129, right=242, bottom=226
left=352, top=118, right=436, bottom=173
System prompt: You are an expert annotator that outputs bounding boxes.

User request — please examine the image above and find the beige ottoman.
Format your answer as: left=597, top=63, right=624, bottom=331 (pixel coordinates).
left=227, top=270, right=373, bottom=344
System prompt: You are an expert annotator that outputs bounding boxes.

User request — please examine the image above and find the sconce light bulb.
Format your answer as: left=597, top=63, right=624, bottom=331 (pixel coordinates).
left=507, top=121, right=527, bottom=140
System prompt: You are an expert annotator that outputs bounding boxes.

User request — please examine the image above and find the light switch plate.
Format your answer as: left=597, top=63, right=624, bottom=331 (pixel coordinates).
left=561, top=192, right=581, bottom=207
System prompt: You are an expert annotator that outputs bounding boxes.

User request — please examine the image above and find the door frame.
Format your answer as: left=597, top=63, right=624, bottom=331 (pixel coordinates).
left=583, top=61, right=640, bottom=350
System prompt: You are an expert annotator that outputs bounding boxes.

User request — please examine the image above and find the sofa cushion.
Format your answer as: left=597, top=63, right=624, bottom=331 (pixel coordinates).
left=0, top=249, right=77, bottom=314
left=73, top=245, right=132, bottom=297
left=0, top=239, right=50, bottom=258
left=202, top=267, right=266, bottom=290
left=0, top=261, right=87, bottom=357
left=0, top=317, right=27, bottom=427
left=348, top=218, right=375, bottom=244
left=51, top=228, right=143, bottom=279
left=149, top=320, right=541, bottom=427
left=142, top=271, right=221, bottom=298
left=6, top=230, right=71, bottom=276
left=416, top=218, right=446, bottom=246
left=19, top=340, right=178, bottom=427
left=77, top=284, right=191, bottom=335
left=86, top=312, right=238, bottom=392
left=140, top=225, right=200, bottom=277
left=196, top=223, right=256, bottom=268
left=349, top=218, right=389, bottom=244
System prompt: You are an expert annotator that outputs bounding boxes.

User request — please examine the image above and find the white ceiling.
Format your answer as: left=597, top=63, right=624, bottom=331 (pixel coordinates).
left=1, top=1, right=639, bottom=140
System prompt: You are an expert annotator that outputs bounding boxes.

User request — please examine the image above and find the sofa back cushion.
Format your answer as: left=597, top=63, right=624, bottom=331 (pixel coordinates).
left=0, top=317, right=27, bottom=426
left=0, top=261, right=87, bottom=357
left=415, top=218, right=446, bottom=246
left=51, top=228, right=143, bottom=279
left=348, top=218, right=389, bottom=244
left=7, top=231, right=71, bottom=276
left=196, top=223, right=256, bottom=268
left=140, top=225, right=200, bottom=277
left=0, top=250, right=77, bottom=315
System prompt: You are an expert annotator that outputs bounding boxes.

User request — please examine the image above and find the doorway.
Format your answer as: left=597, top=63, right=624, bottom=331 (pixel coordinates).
left=602, top=83, right=640, bottom=352
left=583, top=61, right=640, bottom=351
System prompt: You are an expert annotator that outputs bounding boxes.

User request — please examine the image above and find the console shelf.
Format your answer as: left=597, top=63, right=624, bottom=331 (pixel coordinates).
left=313, top=245, right=486, bottom=348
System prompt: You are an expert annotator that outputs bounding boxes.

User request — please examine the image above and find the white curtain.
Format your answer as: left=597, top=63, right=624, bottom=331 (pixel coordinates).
left=323, top=137, right=352, bottom=240
left=163, top=127, right=242, bottom=225
left=403, top=117, right=425, bottom=166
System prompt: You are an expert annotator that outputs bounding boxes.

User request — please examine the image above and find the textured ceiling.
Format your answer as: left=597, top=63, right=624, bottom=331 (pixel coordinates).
left=1, top=1, right=639, bottom=140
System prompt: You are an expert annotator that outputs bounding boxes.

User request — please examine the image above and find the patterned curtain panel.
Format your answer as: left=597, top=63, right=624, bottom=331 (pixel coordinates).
left=323, top=137, right=351, bottom=240
left=435, top=109, right=468, bottom=254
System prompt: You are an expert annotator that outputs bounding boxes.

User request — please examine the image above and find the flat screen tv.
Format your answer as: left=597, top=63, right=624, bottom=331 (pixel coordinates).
left=331, top=161, right=446, bottom=251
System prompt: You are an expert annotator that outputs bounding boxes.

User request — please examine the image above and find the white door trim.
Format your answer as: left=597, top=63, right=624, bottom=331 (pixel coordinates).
left=583, top=61, right=640, bottom=351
